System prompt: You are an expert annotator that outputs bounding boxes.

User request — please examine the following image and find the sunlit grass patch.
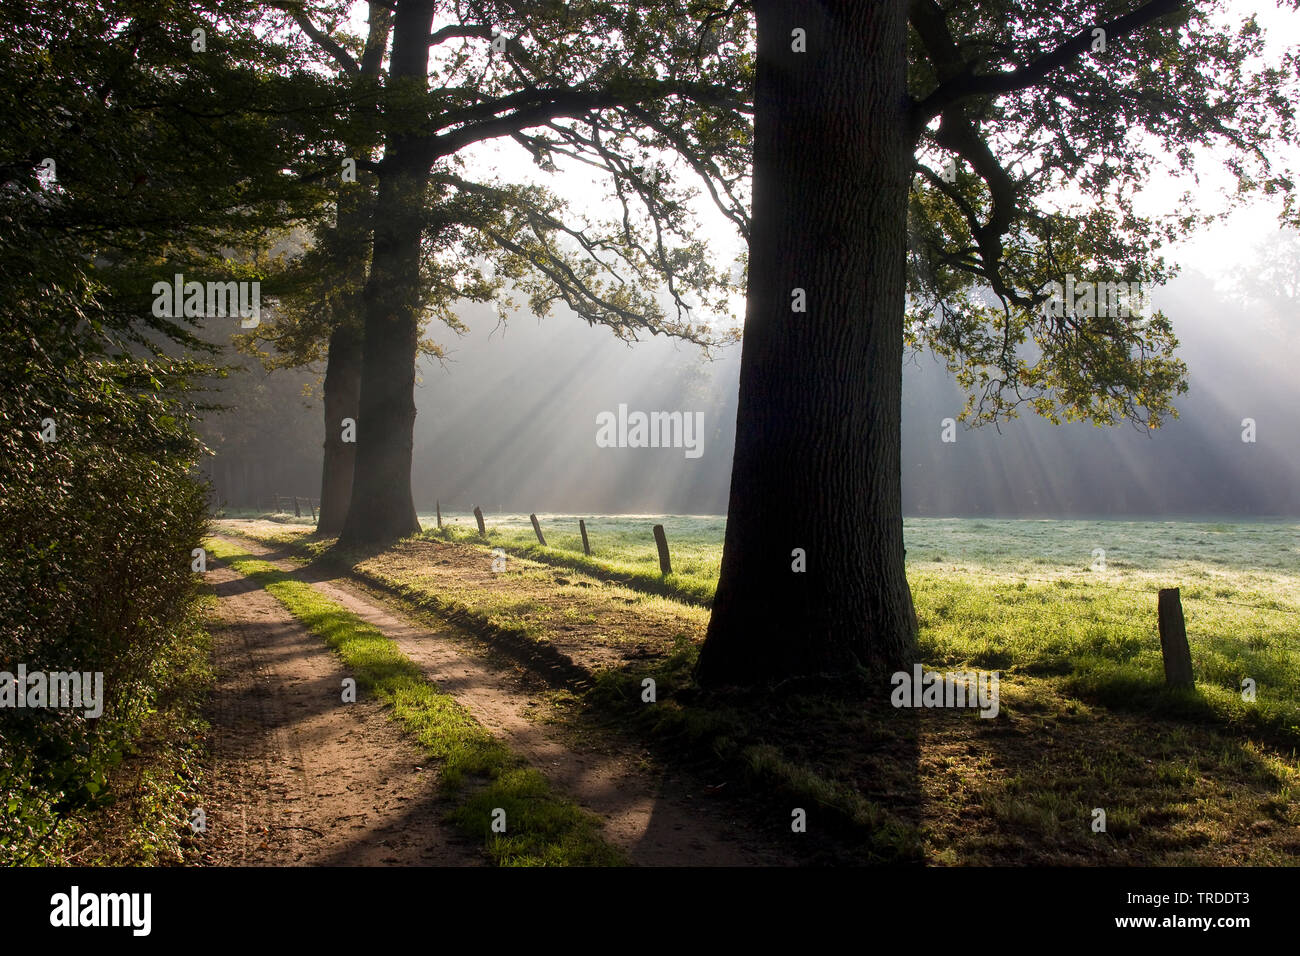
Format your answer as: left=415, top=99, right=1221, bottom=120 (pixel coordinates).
left=422, top=513, right=721, bottom=605
left=909, top=568, right=1300, bottom=746
left=219, top=516, right=1300, bottom=748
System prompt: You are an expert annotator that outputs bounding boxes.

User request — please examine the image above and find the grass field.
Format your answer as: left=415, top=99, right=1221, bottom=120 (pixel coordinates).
left=421, top=513, right=1300, bottom=728
left=242, top=511, right=1300, bottom=729
left=224, top=511, right=1300, bottom=862
left=419, top=511, right=1299, bottom=583
left=424, top=512, right=724, bottom=604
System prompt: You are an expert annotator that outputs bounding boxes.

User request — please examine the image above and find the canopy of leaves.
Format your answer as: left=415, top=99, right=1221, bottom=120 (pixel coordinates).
left=0, top=0, right=344, bottom=862
left=243, top=0, right=755, bottom=376
left=905, top=0, right=1298, bottom=427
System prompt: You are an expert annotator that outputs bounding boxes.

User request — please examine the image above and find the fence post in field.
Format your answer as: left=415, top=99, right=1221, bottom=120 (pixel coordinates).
left=1157, top=587, right=1194, bottom=688
left=579, top=519, right=591, bottom=556
left=530, top=513, right=547, bottom=546
left=436, top=500, right=442, bottom=528
left=652, top=524, right=671, bottom=575
left=473, top=506, right=486, bottom=537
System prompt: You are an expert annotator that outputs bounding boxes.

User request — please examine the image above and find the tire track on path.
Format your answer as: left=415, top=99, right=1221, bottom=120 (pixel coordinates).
left=200, top=559, right=483, bottom=866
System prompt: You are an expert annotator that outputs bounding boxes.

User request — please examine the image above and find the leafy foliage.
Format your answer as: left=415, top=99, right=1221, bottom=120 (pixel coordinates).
left=242, top=0, right=755, bottom=380
left=905, top=0, right=1298, bottom=427
left=0, top=0, right=338, bottom=862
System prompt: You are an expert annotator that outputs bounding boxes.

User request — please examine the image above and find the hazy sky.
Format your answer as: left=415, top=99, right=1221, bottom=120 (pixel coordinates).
left=392, top=251, right=1298, bottom=518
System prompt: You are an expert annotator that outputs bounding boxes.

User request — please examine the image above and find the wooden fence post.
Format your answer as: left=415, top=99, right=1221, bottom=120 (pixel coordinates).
left=473, top=506, right=486, bottom=536
left=652, top=524, right=671, bottom=575
left=530, top=513, right=547, bottom=546
left=579, top=519, right=591, bottom=556
left=1157, top=587, right=1194, bottom=688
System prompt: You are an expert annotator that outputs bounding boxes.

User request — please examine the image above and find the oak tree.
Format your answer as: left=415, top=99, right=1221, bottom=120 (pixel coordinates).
left=696, top=0, right=1298, bottom=685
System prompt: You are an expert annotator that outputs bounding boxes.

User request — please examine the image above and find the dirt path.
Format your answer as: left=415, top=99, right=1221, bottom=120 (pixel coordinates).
left=211, top=534, right=784, bottom=866
left=199, top=559, right=483, bottom=866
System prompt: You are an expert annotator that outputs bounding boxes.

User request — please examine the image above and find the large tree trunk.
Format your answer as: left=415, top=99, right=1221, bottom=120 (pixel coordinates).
left=316, top=321, right=361, bottom=534
left=338, top=0, right=435, bottom=546
left=696, top=0, right=917, bottom=686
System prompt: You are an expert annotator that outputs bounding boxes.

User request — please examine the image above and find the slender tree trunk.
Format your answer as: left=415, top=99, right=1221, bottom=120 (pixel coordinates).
left=338, top=0, right=435, bottom=545
left=310, top=3, right=389, bottom=535
left=316, top=322, right=361, bottom=534
left=696, top=0, right=917, bottom=686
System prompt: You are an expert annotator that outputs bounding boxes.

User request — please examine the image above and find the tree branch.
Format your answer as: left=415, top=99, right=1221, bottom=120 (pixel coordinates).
left=268, top=3, right=361, bottom=77
left=429, top=23, right=493, bottom=46
left=909, top=0, right=1186, bottom=137
left=429, top=81, right=748, bottom=159
left=359, top=3, right=393, bottom=77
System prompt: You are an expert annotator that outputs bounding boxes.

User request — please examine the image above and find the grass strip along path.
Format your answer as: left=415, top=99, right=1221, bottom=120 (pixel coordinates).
left=204, top=538, right=622, bottom=867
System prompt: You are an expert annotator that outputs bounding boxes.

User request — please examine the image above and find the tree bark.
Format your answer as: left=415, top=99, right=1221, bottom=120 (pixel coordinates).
left=338, top=0, right=436, bottom=546
left=309, top=1, right=389, bottom=536
left=316, top=321, right=361, bottom=534
left=696, top=0, right=917, bottom=686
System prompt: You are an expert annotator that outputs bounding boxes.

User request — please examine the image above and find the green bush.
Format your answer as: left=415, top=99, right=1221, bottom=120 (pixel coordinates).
left=0, top=218, right=210, bottom=865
